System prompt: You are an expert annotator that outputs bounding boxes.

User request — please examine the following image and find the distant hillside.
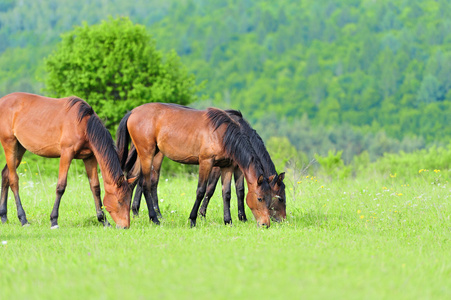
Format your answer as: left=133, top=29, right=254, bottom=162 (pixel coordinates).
left=1, top=0, right=451, bottom=161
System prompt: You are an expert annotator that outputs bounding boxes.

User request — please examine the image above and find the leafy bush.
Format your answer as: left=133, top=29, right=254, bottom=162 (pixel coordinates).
left=314, top=150, right=351, bottom=179
left=44, top=17, right=202, bottom=131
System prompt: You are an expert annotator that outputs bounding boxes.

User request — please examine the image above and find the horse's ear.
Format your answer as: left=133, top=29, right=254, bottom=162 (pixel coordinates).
left=127, top=176, right=139, bottom=185
left=257, top=174, right=264, bottom=186
left=116, top=175, right=125, bottom=188
left=277, top=172, right=285, bottom=186
left=268, top=174, right=277, bottom=185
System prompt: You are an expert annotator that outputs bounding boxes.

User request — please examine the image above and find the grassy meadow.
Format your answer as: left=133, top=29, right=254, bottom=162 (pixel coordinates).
left=0, top=162, right=450, bottom=299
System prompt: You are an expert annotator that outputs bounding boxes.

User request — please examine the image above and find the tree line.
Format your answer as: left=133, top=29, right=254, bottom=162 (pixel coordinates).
left=1, top=0, right=451, bottom=168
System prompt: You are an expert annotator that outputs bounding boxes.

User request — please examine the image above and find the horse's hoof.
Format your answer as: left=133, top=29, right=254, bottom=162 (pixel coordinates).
left=1, top=216, right=7, bottom=224
left=51, top=225, right=59, bottom=229
left=224, top=219, right=232, bottom=226
left=151, top=217, right=160, bottom=225
left=239, top=216, right=248, bottom=222
left=22, top=223, right=30, bottom=227
left=190, top=219, right=196, bottom=228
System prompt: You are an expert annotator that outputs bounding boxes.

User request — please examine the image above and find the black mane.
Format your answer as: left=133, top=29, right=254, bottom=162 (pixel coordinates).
left=66, top=97, right=94, bottom=123
left=206, top=108, right=266, bottom=177
left=225, top=109, right=277, bottom=176
left=66, top=97, right=123, bottom=183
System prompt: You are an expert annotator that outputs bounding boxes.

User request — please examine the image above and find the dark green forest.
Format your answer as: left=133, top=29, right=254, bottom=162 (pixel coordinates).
left=1, top=0, right=451, bottom=165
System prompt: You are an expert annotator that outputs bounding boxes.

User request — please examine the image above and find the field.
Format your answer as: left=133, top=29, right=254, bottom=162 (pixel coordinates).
left=1, top=163, right=450, bottom=299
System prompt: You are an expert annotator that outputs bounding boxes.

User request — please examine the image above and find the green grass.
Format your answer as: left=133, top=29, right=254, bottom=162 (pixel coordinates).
left=1, top=165, right=450, bottom=299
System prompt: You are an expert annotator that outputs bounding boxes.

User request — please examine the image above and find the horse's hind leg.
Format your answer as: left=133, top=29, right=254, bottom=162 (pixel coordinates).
left=0, top=165, right=9, bottom=223
left=49, top=151, right=74, bottom=229
left=199, top=167, right=221, bottom=218
left=234, top=168, right=247, bottom=222
left=220, top=166, right=234, bottom=225
left=83, top=156, right=110, bottom=227
left=2, top=141, right=28, bottom=225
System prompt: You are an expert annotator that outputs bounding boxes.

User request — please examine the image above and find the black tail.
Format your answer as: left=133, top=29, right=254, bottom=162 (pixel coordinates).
left=116, top=111, right=132, bottom=170
left=125, top=144, right=139, bottom=176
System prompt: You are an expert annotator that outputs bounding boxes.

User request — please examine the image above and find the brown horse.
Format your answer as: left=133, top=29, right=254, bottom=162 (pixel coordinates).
left=129, top=110, right=286, bottom=224
left=0, top=92, right=134, bottom=228
left=117, top=103, right=273, bottom=227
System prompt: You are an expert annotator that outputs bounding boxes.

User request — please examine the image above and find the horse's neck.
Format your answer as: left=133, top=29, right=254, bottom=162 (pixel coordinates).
left=90, top=148, right=119, bottom=186
left=252, top=139, right=277, bottom=176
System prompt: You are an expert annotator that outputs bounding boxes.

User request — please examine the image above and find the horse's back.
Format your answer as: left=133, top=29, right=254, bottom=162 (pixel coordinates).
left=129, top=102, right=209, bottom=132
left=128, top=103, right=226, bottom=164
left=0, top=93, right=88, bottom=157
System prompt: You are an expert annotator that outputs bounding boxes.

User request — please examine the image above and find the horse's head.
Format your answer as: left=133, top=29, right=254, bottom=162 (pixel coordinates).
left=103, top=176, right=136, bottom=229
left=268, top=172, right=286, bottom=222
left=246, top=174, right=272, bottom=228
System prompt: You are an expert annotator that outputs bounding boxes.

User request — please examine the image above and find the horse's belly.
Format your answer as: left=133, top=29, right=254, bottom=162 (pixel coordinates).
left=165, top=153, right=199, bottom=165
left=15, top=134, right=61, bottom=158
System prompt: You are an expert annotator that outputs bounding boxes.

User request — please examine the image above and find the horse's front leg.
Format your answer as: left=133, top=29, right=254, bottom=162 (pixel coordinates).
left=150, top=152, right=164, bottom=218
left=83, top=155, right=110, bottom=227
left=50, top=151, right=74, bottom=229
left=140, top=152, right=160, bottom=225
left=220, top=166, right=234, bottom=225
left=199, top=167, right=221, bottom=218
left=234, top=168, right=247, bottom=222
left=131, top=176, right=143, bottom=217
left=189, top=159, right=214, bottom=227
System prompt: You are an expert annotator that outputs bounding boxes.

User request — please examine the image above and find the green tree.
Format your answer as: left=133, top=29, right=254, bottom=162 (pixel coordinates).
left=44, top=17, right=201, bottom=130
left=416, top=74, right=441, bottom=104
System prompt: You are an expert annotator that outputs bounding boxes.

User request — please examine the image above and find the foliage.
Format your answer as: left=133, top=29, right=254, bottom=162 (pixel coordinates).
left=265, top=136, right=304, bottom=173
left=2, top=0, right=451, bottom=162
left=367, top=145, right=451, bottom=180
left=314, top=150, right=351, bottom=179
left=44, top=17, right=201, bottom=130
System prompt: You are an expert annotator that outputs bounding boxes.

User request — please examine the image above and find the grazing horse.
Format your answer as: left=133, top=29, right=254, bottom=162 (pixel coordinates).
left=0, top=92, right=133, bottom=228
left=200, top=110, right=286, bottom=222
left=116, top=103, right=273, bottom=227
left=129, top=110, right=287, bottom=224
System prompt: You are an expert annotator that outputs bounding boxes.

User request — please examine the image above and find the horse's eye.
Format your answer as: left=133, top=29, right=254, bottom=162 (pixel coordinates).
left=279, top=197, right=284, bottom=202
left=258, top=198, right=263, bottom=202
